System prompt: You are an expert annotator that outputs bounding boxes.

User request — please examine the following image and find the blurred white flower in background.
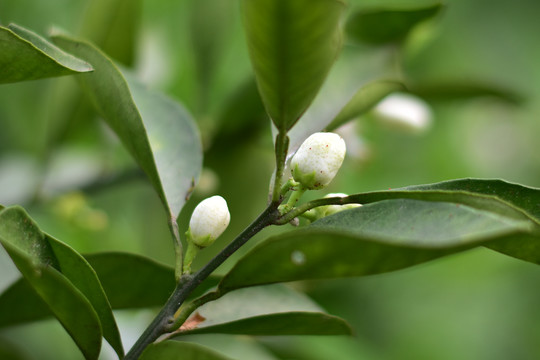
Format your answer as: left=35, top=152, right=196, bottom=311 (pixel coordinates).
left=374, top=93, right=433, bottom=133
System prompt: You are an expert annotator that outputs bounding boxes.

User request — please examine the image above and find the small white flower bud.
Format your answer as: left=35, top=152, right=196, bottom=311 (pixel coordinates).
left=290, top=132, right=346, bottom=190
left=302, top=193, right=361, bottom=222
left=374, top=93, right=432, bottom=133
left=322, top=193, right=362, bottom=216
left=188, top=195, right=230, bottom=248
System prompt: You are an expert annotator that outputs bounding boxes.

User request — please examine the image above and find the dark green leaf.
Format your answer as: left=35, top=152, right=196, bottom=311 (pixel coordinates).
left=242, top=0, right=345, bottom=131
left=0, top=252, right=220, bottom=323
left=0, top=207, right=124, bottom=358
left=177, top=285, right=351, bottom=336
left=140, top=341, right=232, bottom=360
left=0, top=338, right=29, bottom=360
left=409, top=81, right=524, bottom=104
left=0, top=24, right=92, bottom=84
left=220, top=199, right=535, bottom=290
left=46, top=236, right=124, bottom=357
left=346, top=3, right=444, bottom=45
left=400, top=178, right=540, bottom=224
left=85, top=252, right=176, bottom=309
left=0, top=207, right=102, bottom=360
left=86, top=252, right=220, bottom=309
left=397, top=179, right=540, bottom=263
left=182, top=312, right=351, bottom=336
left=326, top=79, right=405, bottom=131
left=51, top=34, right=203, bottom=218
left=0, top=279, right=51, bottom=326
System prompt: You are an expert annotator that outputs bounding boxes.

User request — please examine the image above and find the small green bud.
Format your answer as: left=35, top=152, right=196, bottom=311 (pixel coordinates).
left=291, top=132, right=346, bottom=190
left=188, top=195, right=230, bottom=248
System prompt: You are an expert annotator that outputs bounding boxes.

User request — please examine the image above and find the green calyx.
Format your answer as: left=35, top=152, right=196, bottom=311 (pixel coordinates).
left=183, top=228, right=215, bottom=274
left=291, top=164, right=322, bottom=190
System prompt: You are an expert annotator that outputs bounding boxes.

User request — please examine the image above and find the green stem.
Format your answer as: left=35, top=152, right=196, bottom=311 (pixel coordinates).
left=276, top=195, right=350, bottom=225
left=280, top=178, right=299, bottom=198
left=168, top=217, right=183, bottom=282
left=182, top=240, right=200, bottom=275
left=124, top=203, right=280, bottom=360
left=271, top=132, right=290, bottom=203
left=166, top=290, right=222, bottom=335
left=278, top=185, right=307, bottom=215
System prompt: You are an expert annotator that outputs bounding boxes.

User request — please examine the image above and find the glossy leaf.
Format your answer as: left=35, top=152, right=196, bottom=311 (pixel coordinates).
left=46, top=236, right=124, bottom=357
left=0, top=252, right=220, bottom=324
left=0, top=279, right=51, bottom=326
left=242, top=0, right=345, bottom=131
left=326, top=79, right=405, bottom=131
left=181, top=312, right=351, bottom=336
left=51, top=34, right=202, bottom=218
left=0, top=24, right=92, bottom=84
left=176, top=285, right=351, bottom=336
left=0, top=207, right=102, bottom=360
left=346, top=3, right=444, bottom=45
left=141, top=341, right=232, bottom=360
left=220, top=198, right=535, bottom=290
left=85, top=252, right=221, bottom=309
left=0, top=207, right=124, bottom=358
left=84, top=252, right=176, bottom=309
left=400, top=178, right=540, bottom=223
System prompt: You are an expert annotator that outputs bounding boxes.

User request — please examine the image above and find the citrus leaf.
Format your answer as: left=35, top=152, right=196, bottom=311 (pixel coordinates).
left=181, top=312, right=351, bottom=336
left=399, top=178, right=540, bottom=223
left=0, top=24, right=92, bottom=84
left=0, top=279, right=51, bottom=326
left=242, top=0, right=345, bottom=131
left=0, top=207, right=125, bottom=358
left=46, top=236, right=124, bottom=357
left=140, top=341, right=232, bottom=360
left=85, top=252, right=221, bottom=309
left=326, top=79, right=405, bottom=131
left=220, top=198, right=535, bottom=290
left=51, top=34, right=202, bottom=219
left=176, top=284, right=351, bottom=337
left=0, top=252, right=220, bottom=324
left=0, top=207, right=102, bottom=360
left=346, top=2, right=444, bottom=45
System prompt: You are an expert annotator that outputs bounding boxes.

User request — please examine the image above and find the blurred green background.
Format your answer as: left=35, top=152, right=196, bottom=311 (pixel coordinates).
left=0, top=0, right=539, bottom=359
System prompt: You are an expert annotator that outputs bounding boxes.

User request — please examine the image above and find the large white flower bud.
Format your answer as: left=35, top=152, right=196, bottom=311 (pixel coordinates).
left=291, top=132, right=346, bottom=190
left=188, top=195, right=230, bottom=248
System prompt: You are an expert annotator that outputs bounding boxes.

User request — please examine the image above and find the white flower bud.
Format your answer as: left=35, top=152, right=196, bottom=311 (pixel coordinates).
left=374, top=93, right=432, bottom=133
left=322, top=193, right=362, bottom=216
left=290, top=132, right=346, bottom=190
left=302, top=193, right=361, bottom=222
left=188, top=195, right=230, bottom=248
